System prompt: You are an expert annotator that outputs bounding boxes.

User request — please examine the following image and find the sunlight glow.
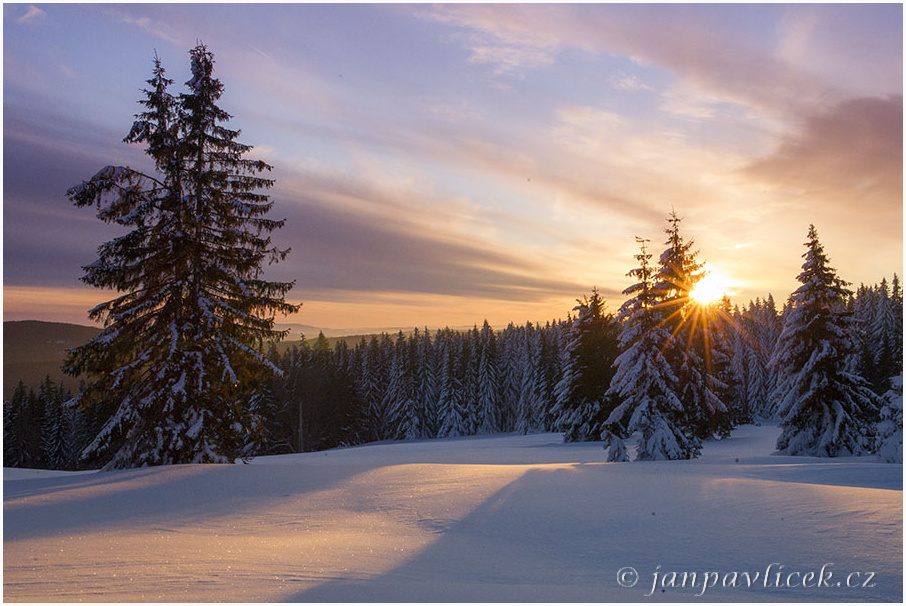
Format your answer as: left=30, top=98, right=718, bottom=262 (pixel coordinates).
left=690, top=270, right=732, bottom=305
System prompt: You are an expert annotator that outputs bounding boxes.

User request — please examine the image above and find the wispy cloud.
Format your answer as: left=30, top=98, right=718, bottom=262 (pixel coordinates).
left=100, top=5, right=187, bottom=46
left=421, top=3, right=853, bottom=120
left=608, top=72, right=652, bottom=92
left=776, top=4, right=903, bottom=100
left=421, top=4, right=563, bottom=77
left=15, top=5, right=46, bottom=25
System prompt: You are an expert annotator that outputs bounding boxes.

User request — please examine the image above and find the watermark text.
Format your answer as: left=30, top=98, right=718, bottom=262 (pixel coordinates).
left=616, top=563, right=877, bottom=597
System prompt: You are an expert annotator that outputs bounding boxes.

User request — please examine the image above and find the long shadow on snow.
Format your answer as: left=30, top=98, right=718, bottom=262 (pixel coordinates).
left=290, top=461, right=902, bottom=603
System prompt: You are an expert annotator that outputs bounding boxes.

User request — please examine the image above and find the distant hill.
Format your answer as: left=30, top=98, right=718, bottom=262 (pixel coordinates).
left=2, top=320, right=401, bottom=400
left=3, top=321, right=101, bottom=400
left=3, top=320, right=479, bottom=400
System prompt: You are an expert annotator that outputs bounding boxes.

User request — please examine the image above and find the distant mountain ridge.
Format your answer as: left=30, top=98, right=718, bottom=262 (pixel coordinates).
left=3, top=321, right=101, bottom=399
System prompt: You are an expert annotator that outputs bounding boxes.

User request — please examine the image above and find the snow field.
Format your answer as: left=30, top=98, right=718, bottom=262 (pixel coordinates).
left=3, top=424, right=902, bottom=602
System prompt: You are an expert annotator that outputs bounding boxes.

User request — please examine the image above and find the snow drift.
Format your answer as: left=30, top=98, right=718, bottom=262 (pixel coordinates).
left=3, top=424, right=902, bottom=602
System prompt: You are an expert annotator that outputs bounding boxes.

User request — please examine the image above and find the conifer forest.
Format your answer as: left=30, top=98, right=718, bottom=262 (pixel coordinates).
left=5, top=249, right=903, bottom=470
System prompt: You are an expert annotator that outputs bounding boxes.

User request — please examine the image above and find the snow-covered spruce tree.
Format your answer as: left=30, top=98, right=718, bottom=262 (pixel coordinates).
left=3, top=381, right=43, bottom=468
left=358, top=334, right=394, bottom=441
left=891, top=274, right=904, bottom=363
left=654, top=212, right=729, bottom=440
left=860, top=278, right=902, bottom=395
left=737, top=297, right=783, bottom=419
left=385, top=331, right=420, bottom=440
left=604, top=238, right=700, bottom=461
left=770, top=225, right=882, bottom=457
left=708, top=296, right=742, bottom=429
left=40, top=377, right=77, bottom=470
left=515, top=323, right=548, bottom=434
left=415, top=327, right=440, bottom=438
left=475, top=320, right=502, bottom=434
left=497, top=323, right=525, bottom=432
left=462, top=326, right=483, bottom=435
left=65, top=45, right=299, bottom=468
left=437, top=329, right=469, bottom=438
left=876, top=375, right=903, bottom=463
left=553, top=288, right=620, bottom=442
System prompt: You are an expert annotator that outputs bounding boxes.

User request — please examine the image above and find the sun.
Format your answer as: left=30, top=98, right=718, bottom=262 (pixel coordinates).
left=690, top=269, right=732, bottom=305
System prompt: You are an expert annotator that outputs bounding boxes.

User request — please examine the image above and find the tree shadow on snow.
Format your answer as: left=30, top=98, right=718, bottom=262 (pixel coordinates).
left=288, top=463, right=902, bottom=603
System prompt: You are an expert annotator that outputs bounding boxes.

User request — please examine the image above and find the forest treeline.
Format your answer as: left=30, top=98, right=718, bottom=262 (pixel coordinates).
left=6, top=271, right=902, bottom=470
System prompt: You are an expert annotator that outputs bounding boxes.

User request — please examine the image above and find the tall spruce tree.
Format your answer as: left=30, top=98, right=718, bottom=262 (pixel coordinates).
left=416, top=328, right=440, bottom=438
left=475, top=320, right=502, bottom=434
left=654, top=211, right=729, bottom=440
left=437, top=330, right=469, bottom=438
left=770, top=226, right=881, bottom=457
left=65, top=45, right=299, bottom=468
left=604, top=238, right=700, bottom=461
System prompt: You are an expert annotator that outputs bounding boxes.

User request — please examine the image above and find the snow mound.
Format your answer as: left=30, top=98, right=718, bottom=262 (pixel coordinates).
left=4, top=424, right=902, bottom=602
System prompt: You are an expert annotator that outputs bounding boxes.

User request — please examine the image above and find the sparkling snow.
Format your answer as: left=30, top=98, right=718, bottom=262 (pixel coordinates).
left=3, top=424, right=902, bottom=602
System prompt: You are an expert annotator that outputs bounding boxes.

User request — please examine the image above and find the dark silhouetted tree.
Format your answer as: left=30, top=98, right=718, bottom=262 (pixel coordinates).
left=553, top=288, right=620, bottom=442
left=65, top=45, right=299, bottom=468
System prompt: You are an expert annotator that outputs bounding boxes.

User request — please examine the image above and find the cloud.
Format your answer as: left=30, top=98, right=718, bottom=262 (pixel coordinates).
left=15, top=5, right=45, bottom=25
left=269, top=165, right=587, bottom=303
left=100, top=5, right=187, bottom=46
left=608, top=73, right=652, bottom=92
left=739, top=95, right=903, bottom=289
left=420, top=4, right=563, bottom=77
left=2, top=99, right=585, bottom=310
left=776, top=4, right=903, bottom=100
left=3, top=110, right=140, bottom=288
left=6, top=3, right=899, bottom=327
left=744, top=96, right=903, bottom=208
left=421, top=3, right=868, bottom=120
left=466, top=39, right=556, bottom=76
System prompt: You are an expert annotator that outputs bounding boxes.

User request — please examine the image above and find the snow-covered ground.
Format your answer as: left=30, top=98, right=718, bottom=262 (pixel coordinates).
left=3, top=423, right=902, bottom=602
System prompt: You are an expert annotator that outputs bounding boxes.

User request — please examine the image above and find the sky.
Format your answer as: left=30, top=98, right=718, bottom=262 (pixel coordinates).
left=3, top=2, right=903, bottom=331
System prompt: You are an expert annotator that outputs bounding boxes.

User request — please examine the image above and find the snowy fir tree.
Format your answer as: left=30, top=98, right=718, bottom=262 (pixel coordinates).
left=514, top=323, right=548, bottom=434
left=706, top=295, right=743, bottom=429
left=3, top=376, right=89, bottom=470
left=604, top=238, right=700, bottom=461
left=654, top=212, right=705, bottom=323
left=497, top=323, right=526, bottom=432
left=385, top=331, right=421, bottom=440
left=853, top=277, right=903, bottom=395
left=770, top=226, right=882, bottom=457
left=654, top=212, right=729, bottom=441
left=732, top=297, right=781, bottom=419
left=40, top=377, right=68, bottom=470
left=64, top=45, right=299, bottom=468
left=358, top=334, right=395, bottom=441
left=4, top=381, right=44, bottom=469
left=437, top=330, right=470, bottom=438
left=552, top=288, right=620, bottom=442
left=876, top=375, right=903, bottom=463
left=415, top=328, right=441, bottom=438
left=475, top=321, right=502, bottom=434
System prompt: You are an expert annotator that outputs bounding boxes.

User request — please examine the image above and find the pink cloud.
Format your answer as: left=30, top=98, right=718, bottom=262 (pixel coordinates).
left=744, top=96, right=902, bottom=207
